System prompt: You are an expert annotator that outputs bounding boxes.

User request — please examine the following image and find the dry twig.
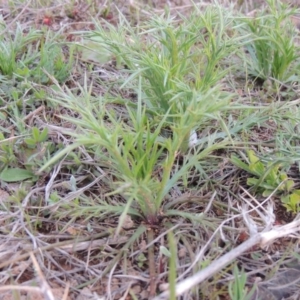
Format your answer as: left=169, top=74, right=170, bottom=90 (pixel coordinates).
left=153, top=217, right=300, bottom=300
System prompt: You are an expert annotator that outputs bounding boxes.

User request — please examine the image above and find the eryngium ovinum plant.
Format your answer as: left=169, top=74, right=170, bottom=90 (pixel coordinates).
left=41, top=5, right=237, bottom=232
left=239, top=0, right=299, bottom=83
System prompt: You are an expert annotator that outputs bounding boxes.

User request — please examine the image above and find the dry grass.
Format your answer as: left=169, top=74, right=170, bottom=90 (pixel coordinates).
left=1, top=1, right=300, bottom=300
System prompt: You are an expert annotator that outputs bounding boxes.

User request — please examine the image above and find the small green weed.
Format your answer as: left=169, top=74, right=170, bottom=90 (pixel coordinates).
left=239, top=0, right=298, bottom=82
left=0, top=167, right=36, bottom=182
left=40, top=80, right=228, bottom=230
left=0, top=24, right=41, bottom=77
left=0, top=126, right=54, bottom=183
left=2, top=1, right=300, bottom=299
left=24, top=127, right=48, bottom=148
left=0, top=133, right=17, bottom=170
left=0, top=24, right=72, bottom=87
left=84, top=5, right=237, bottom=119
left=231, top=150, right=300, bottom=212
left=228, top=265, right=255, bottom=300
left=29, top=40, right=73, bottom=84
left=281, top=190, right=300, bottom=213
left=39, top=4, right=239, bottom=233
left=232, top=150, right=294, bottom=196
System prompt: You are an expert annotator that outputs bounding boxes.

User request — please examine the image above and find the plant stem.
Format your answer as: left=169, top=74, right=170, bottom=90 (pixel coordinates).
left=148, top=228, right=157, bottom=298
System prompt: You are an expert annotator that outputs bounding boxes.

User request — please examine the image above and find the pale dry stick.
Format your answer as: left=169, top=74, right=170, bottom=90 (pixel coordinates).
left=22, top=176, right=89, bottom=209
left=46, top=175, right=106, bottom=214
left=30, top=252, right=55, bottom=300
left=21, top=217, right=38, bottom=249
left=177, top=186, right=280, bottom=281
left=238, top=188, right=274, bottom=225
left=59, top=175, right=105, bottom=202
left=0, top=231, right=113, bottom=269
left=35, top=118, right=75, bottom=138
left=119, top=281, right=135, bottom=300
left=0, top=286, right=41, bottom=293
left=239, top=192, right=275, bottom=232
left=203, top=191, right=217, bottom=214
left=40, top=250, right=71, bottom=279
left=9, top=218, right=27, bottom=238
left=51, top=236, right=128, bottom=253
left=44, top=160, right=64, bottom=204
left=153, top=217, right=300, bottom=300
left=85, top=240, right=92, bottom=271
left=62, top=283, right=70, bottom=300
left=19, top=184, right=53, bottom=252
left=239, top=185, right=272, bottom=215
left=20, top=162, right=62, bottom=249
left=0, top=134, right=29, bottom=144
left=9, top=206, right=42, bottom=250
left=107, top=261, right=118, bottom=300
left=22, top=186, right=45, bottom=207
left=23, top=105, right=45, bottom=125
left=114, top=275, right=149, bottom=283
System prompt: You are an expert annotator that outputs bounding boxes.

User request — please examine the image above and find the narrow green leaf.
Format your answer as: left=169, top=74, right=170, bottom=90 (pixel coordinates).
left=32, top=127, right=40, bottom=141
left=249, top=160, right=265, bottom=175
left=39, top=127, right=48, bottom=142
left=159, top=246, right=171, bottom=258
left=247, top=177, right=259, bottom=186
left=0, top=168, right=34, bottom=182
left=230, top=155, right=253, bottom=174
left=290, top=193, right=300, bottom=205
left=24, top=138, right=36, bottom=147
left=39, top=142, right=81, bottom=172
left=262, top=189, right=274, bottom=197
left=168, top=231, right=177, bottom=300
left=247, top=150, right=259, bottom=164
